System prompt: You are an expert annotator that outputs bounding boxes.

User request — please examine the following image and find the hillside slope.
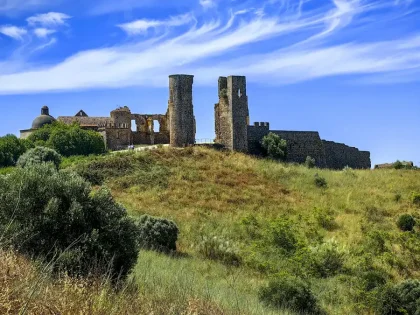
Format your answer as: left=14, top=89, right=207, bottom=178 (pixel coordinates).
left=63, top=146, right=420, bottom=314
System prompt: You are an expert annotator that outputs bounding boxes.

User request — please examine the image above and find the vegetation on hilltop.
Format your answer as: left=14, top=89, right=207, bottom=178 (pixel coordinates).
left=0, top=146, right=419, bottom=314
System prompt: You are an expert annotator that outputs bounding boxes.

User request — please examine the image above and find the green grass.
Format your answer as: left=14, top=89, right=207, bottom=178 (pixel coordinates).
left=3, top=146, right=419, bottom=314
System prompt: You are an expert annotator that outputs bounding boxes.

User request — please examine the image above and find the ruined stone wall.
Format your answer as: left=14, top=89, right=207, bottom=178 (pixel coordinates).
left=247, top=123, right=270, bottom=154
left=273, top=131, right=327, bottom=167
left=322, top=140, right=371, bottom=169
left=214, top=76, right=249, bottom=152
left=168, top=75, right=195, bottom=147
left=247, top=126, right=327, bottom=167
left=110, top=106, right=132, bottom=129
left=215, top=77, right=233, bottom=148
left=102, top=128, right=131, bottom=151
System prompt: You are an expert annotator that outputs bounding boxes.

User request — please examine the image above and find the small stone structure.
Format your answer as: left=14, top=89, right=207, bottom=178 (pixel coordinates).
left=20, top=74, right=371, bottom=169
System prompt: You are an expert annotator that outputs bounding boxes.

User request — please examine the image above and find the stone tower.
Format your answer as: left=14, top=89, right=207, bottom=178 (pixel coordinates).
left=214, top=76, right=249, bottom=152
left=168, top=74, right=196, bottom=147
left=110, top=106, right=131, bottom=129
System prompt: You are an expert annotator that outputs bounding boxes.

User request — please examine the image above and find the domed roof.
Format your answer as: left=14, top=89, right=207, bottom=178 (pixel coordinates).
left=31, top=106, right=56, bottom=129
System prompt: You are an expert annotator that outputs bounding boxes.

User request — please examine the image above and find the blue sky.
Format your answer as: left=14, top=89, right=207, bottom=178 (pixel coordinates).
left=0, top=0, right=419, bottom=166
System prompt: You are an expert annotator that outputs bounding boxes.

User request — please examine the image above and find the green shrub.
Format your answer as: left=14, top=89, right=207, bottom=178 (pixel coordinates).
left=376, top=279, right=420, bottom=315
left=397, top=214, right=416, bottom=232
left=17, top=146, right=62, bottom=169
left=361, top=270, right=388, bottom=291
left=411, top=192, right=420, bottom=206
left=196, top=234, right=242, bottom=266
left=271, top=219, right=300, bottom=254
left=308, top=239, right=346, bottom=278
left=0, top=134, right=29, bottom=167
left=394, top=193, right=402, bottom=202
left=305, top=156, right=316, bottom=168
left=314, top=175, right=328, bottom=188
left=259, top=275, right=323, bottom=314
left=314, top=207, right=338, bottom=231
left=0, top=163, right=138, bottom=278
left=135, top=215, right=179, bottom=253
left=393, top=160, right=404, bottom=170
left=28, top=122, right=106, bottom=157
left=47, top=127, right=105, bottom=157
left=261, top=133, right=287, bottom=161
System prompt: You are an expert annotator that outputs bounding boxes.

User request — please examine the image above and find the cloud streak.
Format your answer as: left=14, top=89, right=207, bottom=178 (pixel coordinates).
left=27, top=12, right=71, bottom=26
left=0, top=25, right=27, bottom=40
left=0, top=0, right=418, bottom=94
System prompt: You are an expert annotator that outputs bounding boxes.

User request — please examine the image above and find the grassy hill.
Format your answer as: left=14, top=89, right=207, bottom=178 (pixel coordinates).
left=2, top=146, right=420, bottom=314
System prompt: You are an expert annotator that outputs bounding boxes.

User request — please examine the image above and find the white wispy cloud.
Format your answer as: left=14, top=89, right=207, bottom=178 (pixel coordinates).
left=0, top=25, right=27, bottom=40
left=0, top=0, right=418, bottom=94
left=118, top=13, right=194, bottom=35
left=200, top=0, right=216, bottom=9
left=33, top=27, right=56, bottom=38
left=27, top=12, right=71, bottom=26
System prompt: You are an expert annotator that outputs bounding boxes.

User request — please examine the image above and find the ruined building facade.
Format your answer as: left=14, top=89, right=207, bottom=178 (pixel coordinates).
left=21, top=74, right=370, bottom=169
left=21, top=75, right=196, bottom=150
left=215, top=75, right=371, bottom=169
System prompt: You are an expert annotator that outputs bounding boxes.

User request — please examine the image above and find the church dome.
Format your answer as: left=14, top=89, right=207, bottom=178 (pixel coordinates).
left=32, top=106, right=56, bottom=129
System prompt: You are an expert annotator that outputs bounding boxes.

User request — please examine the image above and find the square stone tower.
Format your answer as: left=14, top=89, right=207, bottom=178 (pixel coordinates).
left=215, top=76, right=249, bottom=152
left=168, top=74, right=196, bottom=147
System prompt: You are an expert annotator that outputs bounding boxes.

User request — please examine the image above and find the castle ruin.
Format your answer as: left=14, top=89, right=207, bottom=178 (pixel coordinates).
left=20, top=74, right=371, bottom=169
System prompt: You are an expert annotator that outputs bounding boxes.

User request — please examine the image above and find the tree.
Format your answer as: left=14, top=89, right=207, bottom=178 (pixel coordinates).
left=261, top=133, right=288, bottom=161
left=0, top=134, right=30, bottom=167
left=28, top=122, right=106, bottom=157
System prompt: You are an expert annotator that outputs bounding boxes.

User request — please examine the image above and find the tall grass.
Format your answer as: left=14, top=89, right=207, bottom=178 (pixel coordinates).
left=1, top=146, right=419, bottom=314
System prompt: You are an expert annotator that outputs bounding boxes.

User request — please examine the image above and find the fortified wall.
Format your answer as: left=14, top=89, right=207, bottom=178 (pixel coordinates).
left=215, top=75, right=371, bottom=169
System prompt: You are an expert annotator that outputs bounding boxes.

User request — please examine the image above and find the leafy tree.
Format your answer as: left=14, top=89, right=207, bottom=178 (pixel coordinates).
left=0, top=134, right=30, bottom=167
left=28, top=122, right=106, bottom=157
left=261, top=133, right=288, bottom=161
left=0, top=163, right=138, bottom=277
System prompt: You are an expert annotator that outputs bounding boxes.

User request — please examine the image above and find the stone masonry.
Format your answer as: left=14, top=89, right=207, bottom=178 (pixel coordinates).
left=168, top=75, right=196, bottom=147
left=216, top=76, right=371, bottom=169
left=214, top=76, right=249, bottom=152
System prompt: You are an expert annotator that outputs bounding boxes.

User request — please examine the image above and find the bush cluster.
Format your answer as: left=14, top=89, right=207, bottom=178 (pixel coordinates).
left=0, top=163, right=138, bottom=277
left=308, top=239, right=346, bottom=278
left=305, top=156, right=316, bottom=168
left=411, top=192, right=420, bottom=206
left=261, top=133, right=288, bottom=161
left=397, top=214, right=416, bottom=232
left=28, top=122, right=106, bottom=157
left=196, top=234, right=242, bottom=266
left=314, top=175, right=328, bottom=188
left=17, top=146, right=62, bottom=169
left=135, top=215, right=179, bottom=253
left=259, top=275, right=323, bottom=314
left=376, top=279, right=420, bottom=315
left=270, top=219, right=301, bottom=254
